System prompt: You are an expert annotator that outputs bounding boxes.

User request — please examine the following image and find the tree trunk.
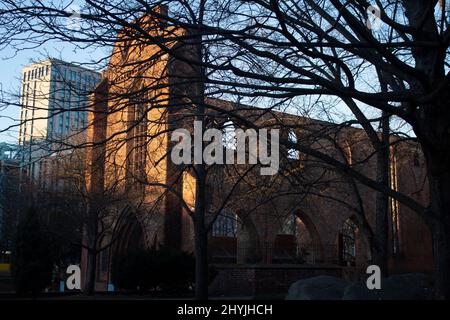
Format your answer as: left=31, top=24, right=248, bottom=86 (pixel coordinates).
left=433, top=219, right=450, bottom=299
left=373, top=111, right=390, bottom=276
left=83, top=206, right=99, bottom=295
left=192, top=27, right=208, bottom=299
left=402, top=0, right=450, bottom=299
left=193, top=159, right=209, bottom=300
left=194, top=215, right=209, bottom=300
left=422, top=145, right=450, bottom=299
left=411, top=78, right=450, bottom=298
left=85, top=248, right=97, bottom=295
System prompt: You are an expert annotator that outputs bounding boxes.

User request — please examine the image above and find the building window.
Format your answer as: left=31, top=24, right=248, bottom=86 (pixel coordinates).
left=212, top=210, right=237, bottom=237
left=50, top=78, right=56, bottom=92
left=128, top=93, right=148, bottom=180
left=279, top=213, right=297, bottom=236
left=38, top=161, right=43, bottom=188
left=81, top=112, right=86, bottom=127
left=129, top=93, right=148, bottom=180
left=61, top=85, right=66, bottom=101
left=58, top=115, right=63, bottom=133
left=65, top=112, right=70, bottom=130
left=342, top=218, right=357, bottom=265
left=75, top=112, right=79, bottom=128
left=31, top=162, right=36, bottom=180
left=390, top=152, right=400, bottom=254
left=344, top=141, right=353, bottom=165
left=48, top=115, right=53, bottom=139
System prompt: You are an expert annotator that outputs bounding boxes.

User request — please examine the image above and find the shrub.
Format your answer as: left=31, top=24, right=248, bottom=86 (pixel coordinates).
left=11, top=206, right=56, bottom=296
left=111, top=246, right=195, bottom=293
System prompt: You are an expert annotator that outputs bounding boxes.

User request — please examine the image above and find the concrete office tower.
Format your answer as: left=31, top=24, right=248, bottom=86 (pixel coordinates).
left=18, top=59, right=101, bottom=180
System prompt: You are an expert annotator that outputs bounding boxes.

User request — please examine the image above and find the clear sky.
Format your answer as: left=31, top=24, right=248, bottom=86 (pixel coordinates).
left=0, top=39, right=107, bottom=143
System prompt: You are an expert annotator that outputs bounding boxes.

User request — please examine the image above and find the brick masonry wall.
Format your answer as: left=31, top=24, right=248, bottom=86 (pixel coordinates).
left=209, top=264, right=342, bottom=297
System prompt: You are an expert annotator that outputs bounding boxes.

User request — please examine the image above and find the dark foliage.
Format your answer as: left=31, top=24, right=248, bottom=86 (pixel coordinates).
left=111, top=246, right=199, bottom=293
left=11, top=206, right=57, bottom=296
left=46, top=209, right=82, bottom=267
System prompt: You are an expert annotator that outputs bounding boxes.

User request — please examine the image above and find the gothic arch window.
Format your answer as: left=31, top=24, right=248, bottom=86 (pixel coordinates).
left=129, top=89, right=148, bottom=180
left=279, top=213, right=297, bottom=236
left=287, top=130, right=300, bottom=160
left=390, top=151, right=401, bottom=253
left=344, top=141, right=353, bottom=165
left=212, top=210, right=237, bottom=237
left=222, top=120, right=237, bottom=150
left=341, top=218, right=357, bottom=265
left=273, top=213, right=300, bottom=263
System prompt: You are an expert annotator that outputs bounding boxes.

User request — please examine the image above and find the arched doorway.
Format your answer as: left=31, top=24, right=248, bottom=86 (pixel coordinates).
left=236, top=213, right=260, bottom=263
left=294, top=212, right=324, bottom=263
left=113, top=211, right=146, bottom=260
left=338, top=216, right=371, bottom=267
left=273, top=211, right=323, bottom=264
left=340, top=218, right=357, bottom=266
left=209, top=209, right=261, bottom=264
left=116, top=219, right=145, bottom=254
left=96, top=210, right=146, bottom=289
left=210, top=209, right=238, bottom=263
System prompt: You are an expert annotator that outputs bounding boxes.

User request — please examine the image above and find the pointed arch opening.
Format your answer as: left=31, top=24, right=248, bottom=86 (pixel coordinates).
left=338, top=216, right=371, bottom=267
left=210, top=210, right=261, bottom=264
left=210, top=209, right=238, bottom=263
left=273, top=211, right=323, bottom=264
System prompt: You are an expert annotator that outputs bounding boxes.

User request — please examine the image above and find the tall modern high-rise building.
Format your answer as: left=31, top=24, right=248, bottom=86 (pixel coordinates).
left=18, top=59, right=101, bottom=181
left=18, top=59, right=101, bottom=145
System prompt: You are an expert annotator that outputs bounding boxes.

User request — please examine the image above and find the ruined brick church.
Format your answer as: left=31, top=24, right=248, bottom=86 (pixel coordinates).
left=81, top=7, right=434, bottom=295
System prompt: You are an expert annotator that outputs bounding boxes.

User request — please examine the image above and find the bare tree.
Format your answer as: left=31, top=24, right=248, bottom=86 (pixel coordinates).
left=0, top=0, right=447, bottom=297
